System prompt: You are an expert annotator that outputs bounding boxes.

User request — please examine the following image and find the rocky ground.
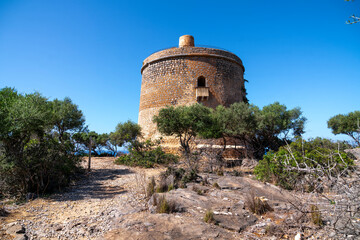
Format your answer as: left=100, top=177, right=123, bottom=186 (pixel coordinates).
left=0, top=158, right=162, bottom=240
left=0, top=157, right=353, bottom=239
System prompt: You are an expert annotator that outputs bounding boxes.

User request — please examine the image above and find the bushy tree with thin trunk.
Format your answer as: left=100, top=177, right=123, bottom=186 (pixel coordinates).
left=253, top=102, right=306, bottom=159
left=51, top=97, right=85, bottom=143
left=153, top=104, right=214, bottom=170
left=328, top=111, right=360, bottom=146
left=112, top=120, right=142, bottom=148
left=215, top=102, right=260, bottom=158
left=73, top=131, right=107, bottom=156
left=214, top=102, right=306, bottom=159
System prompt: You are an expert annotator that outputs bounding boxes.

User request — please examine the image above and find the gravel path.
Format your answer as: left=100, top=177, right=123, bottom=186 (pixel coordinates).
left=1, top=157, right=162, bottom=240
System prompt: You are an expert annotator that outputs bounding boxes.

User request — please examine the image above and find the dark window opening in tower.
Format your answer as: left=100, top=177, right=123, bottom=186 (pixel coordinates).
left=197, top=76, right=206, bottom=87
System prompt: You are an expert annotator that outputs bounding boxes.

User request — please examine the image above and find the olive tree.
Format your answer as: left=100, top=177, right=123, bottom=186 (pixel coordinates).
left=328, top=111, right=360, bottom=146
left=51, top=97, right=85, bottom=143
left=153, top=104, right=213, bottom=170
left=215, top=102, right=306, bottom=159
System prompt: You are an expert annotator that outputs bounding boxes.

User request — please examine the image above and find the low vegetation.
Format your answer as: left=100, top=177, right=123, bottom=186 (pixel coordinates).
left=115, top=139, right=178, bottom=168
left=204, top=209, right=215, bottom=224
left=146, top=177, right=156, bottom=198
left=310, top=205, right=323, bottom=226
left=212, top=182, right=221, bottom=189
left=155, top=195, right=177, bottom=214
left=254, top=138, right=354, bottom=191
left=245, top=192, right=273, bottom=215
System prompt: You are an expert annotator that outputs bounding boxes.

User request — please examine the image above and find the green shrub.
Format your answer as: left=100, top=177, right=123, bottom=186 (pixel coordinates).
left=181, top=169, right=198, bottom=184
left=254, top=138, right=354, bottom=191
left=0, top=88, right=85, bottom=199
left=114, top=140, right=178, bottom=168
left=204, top=209, right=215, bottom=223
left=0, top=134, right=83, bottom=198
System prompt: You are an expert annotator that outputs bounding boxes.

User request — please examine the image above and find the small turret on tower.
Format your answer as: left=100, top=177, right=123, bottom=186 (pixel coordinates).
left=179, top=35, right=194, bottom=47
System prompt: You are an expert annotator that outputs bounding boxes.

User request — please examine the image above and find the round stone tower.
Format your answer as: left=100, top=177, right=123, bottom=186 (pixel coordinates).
left=139, top=35, right=246, bottom=149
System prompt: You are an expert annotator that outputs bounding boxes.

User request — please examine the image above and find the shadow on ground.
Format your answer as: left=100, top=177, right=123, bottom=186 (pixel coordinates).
left=51, top=168, right=133, bottom=201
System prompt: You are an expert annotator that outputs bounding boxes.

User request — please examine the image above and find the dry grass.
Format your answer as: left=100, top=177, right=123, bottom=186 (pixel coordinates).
left=310, top=205, right=323, bottom=226
left=128, top=170, right=147, bottom=196
left=204, top=209, right=215, bottom=224
left=245, top=192, right=273, bottom=215
left=192, top=185, right=204, bottom=195
left=213, top=182, right=221, bottom=189
left=146, top=177, right=156, bottom=198
left=155, top=195, right=176, bottom=214
left=156, top=178, right=169, bottom=193
left=264, top=224, right=284, bottom=237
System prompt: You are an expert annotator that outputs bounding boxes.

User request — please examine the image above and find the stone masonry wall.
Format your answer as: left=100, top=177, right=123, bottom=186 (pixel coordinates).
left=139, top=45, right=246, bottom=156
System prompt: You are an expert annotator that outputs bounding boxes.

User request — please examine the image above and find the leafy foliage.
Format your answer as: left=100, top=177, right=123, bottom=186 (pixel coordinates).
left=252, top=102, right=306, bottom=159
left=153, top=104, right=214, bottom=169
left=106, top=120, right=142, bottom=156
left=208, top=101, right=306, bottom=159
left=153, top=102, right=306, bottom=166
left=115, top=139, right=178, bottom=168
left=51, top=97, right=85, bottom=143
left=0, top=87, right=84, bottom=198
left=254, top=138, right=354, bottom=191
left=328, top=111, right=360, bottom=146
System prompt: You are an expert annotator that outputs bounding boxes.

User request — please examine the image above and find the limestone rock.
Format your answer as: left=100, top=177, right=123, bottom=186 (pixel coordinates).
left=5, top=224, right=25, bottom=235
left=215, top=214, right=257, bottom=232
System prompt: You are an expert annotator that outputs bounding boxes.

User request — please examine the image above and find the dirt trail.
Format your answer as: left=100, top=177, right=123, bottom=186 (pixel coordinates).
left=0, top=157, right=162, bottom=240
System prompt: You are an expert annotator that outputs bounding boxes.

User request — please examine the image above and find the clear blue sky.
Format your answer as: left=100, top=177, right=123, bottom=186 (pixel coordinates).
left=1, top=0, right=359, bottom=141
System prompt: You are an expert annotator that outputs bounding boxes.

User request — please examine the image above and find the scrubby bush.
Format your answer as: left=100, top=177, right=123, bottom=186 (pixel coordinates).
left=160, top=166, right=199, bottom=189
left=115, top=139, right=178, bottom=168
left=254, top=138, right=354, bottom=191
left=0, top=88, right=85, bottom=198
